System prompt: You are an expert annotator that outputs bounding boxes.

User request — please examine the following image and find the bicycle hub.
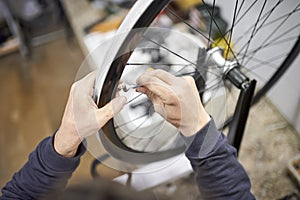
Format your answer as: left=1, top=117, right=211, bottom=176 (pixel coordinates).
left=207, top=47, right=250, bottom=89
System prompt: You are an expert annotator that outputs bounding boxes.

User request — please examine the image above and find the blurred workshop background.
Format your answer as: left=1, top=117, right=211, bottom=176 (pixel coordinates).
left=0, top=0, right=300, bottom=199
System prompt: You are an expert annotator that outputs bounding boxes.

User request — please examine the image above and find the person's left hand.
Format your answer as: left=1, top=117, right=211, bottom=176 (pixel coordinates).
left=54, top=71, right=127, bottom=158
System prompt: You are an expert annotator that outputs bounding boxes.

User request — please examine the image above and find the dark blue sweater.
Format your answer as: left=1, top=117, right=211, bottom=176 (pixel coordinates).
left=0, top=119, right=255, bottom=199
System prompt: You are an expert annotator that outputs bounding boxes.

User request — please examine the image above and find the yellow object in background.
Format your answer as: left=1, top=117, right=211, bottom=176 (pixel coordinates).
left=173, top=0, right=201, bottom=10
left=212, top=37, right=235, bottom=60
left=90, top=17, right=123, bottom=33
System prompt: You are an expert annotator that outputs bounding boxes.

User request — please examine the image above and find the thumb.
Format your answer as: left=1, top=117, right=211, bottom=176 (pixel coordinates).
left=111, top=96, right=127, bottom=115
left=95, top=96, right=127, bottom=128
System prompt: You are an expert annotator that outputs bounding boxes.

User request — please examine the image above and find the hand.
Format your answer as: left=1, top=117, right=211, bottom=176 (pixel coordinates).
left=54, top=71, right=127, bottom=158
left=136, top=69, right=210, bottom=137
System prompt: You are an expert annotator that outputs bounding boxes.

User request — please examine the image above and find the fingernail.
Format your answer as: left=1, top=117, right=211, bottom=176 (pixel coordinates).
left=147, top=67, right=154, bottom=71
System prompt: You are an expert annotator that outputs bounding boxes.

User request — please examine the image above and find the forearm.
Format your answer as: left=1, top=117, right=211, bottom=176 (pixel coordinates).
left=184, top=119, right=255, bottom=200
left=1, top=135, right=85, bottom=200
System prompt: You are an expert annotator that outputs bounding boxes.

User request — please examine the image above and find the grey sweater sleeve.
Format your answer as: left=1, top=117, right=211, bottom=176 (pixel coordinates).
left=183, top=118, right=255, bottom=200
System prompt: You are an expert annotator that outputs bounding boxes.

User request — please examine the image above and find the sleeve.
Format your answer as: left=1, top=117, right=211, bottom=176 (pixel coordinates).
left=183, top=118, right=256, bottom=200
left=0, top=135, right=86, bottom=200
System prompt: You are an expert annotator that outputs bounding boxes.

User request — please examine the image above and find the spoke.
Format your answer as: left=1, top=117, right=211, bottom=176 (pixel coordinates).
left=237, top=5, right=299, bottom=55
left=142, top=36, right=223, bottom=78
left=226, top=85, right=239, bottom=115
left=242, top=64, right=267, bottom=82
left=115, top=113, right=149, bottom=130
left=238, top=53, right=276, bottom=68
left=119, top=114, right=150, bottom=141
left=200, top=0, right=240, bottom=63
left=246, top=36, right=298, bottom=55
left=242, top=21, right=300, bottom=57
left=234, top=0, right=259, bottom=29
left=247, top=52, right=289, bottom=71
left=244, top=36, right=299, bottom=65
left=209, top=79, right=224, bottom=101
left=245, top=34, right=299, bottom=58
left=240, top=52, right=289, bottom=69
left=252, top=0, right=285, bottom=37
left=132, top=44, right=217, bottom=76
left=233, top=0, right=286, bottom=47
left=225, top=0, right=239, bottom=60
left=174, top=63, right=222, bottom=78
left=126, top=63, right=192, bottom=66
left=262, top=4, right=300, bottom=27
left=199, top=79, right=223, bottom=94
left=236, top=0, right=246, bottom=19
left=208, top=0, right=216, bottom=48
left=177, top=71, right=197, bottom=76
left=126, top=93, right=143, bottom=105
left=240, top=0, right=267, bottom=65
left=201, top=80, right=225, bottom=106
left=216, top=0, right=259, bottom=45
left=141, top=135, right=156, bottom=152
left=241, top=5, right=300, bottom=64
left=165, top=7, right=213, bottom=44
left=143, top=36, right=197, bottom=67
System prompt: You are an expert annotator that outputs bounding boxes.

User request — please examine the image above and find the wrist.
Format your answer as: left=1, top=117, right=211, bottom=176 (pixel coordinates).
left=195, top=113, right=211, bottom=134
left=182, top=112, right=211, bottom=137
left=54, top=127, right=81, bottom=158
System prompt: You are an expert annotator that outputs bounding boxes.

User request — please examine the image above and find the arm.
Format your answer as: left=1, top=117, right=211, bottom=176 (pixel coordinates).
left=184, top=119, right=255, bottom=200
left=1, top=136, right=85, bottom=200
left=136, top=69, right=255, bottom=199
left=1, top=71, right=127, bottom=199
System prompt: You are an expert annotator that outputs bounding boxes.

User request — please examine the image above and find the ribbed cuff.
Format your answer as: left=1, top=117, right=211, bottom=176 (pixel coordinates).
left=40, top=136, right=86, bottom=172
left=183, top=118, right=221, bottom=159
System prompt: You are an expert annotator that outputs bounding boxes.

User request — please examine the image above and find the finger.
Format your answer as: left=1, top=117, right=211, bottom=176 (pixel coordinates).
left=115, top=90, right=120, bottom=97
left=117, top=80, right=124, bottom=90
left=152, top=102, right=166, bottom=118
left=144, top=69, right=178, bottom=85
left=139, top=88, right=158, bottom=104
left=136, top=74, right=171, bottom=99
left=115, top=81, right=124, bottom=98
left=95, top=96, right=127, bottom=127
left=74, top=70, right=98, bottom=96
left=136, top=86, right=147, bottom=94
left=182, top=76, right=200, bottom=97
left=182, top=76, right=196, bottom=85
left=79, top=70, right=98, bottom=87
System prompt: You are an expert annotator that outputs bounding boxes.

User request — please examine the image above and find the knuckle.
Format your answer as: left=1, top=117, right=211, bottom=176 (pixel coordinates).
left=151, top=69, right=164, bottom=75
left=183, top=76, right=195, bottom=87
left=139, top=74, right=151, bottom=83
left=184, top=76, right=194, bottom=83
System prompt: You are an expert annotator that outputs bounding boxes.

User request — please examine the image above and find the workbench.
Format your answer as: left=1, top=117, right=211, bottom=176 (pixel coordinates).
left=60, top=0, right=104, bottom=56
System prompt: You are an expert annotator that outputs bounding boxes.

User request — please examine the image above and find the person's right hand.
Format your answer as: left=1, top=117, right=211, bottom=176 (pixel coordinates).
left=136, top=69, right=210, bottom=137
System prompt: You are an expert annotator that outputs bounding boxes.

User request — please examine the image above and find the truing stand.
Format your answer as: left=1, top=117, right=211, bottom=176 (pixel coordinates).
left=207, top=47, right=257, bottom=153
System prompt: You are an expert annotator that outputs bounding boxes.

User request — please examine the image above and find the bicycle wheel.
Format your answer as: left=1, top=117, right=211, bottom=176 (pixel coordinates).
left=93, top=0, right=300, bottom=164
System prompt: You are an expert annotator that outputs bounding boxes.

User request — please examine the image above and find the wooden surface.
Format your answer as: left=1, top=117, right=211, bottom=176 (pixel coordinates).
left=0, top=38, right=90, bottom=189
left=60, top=0, right=105, bottom=56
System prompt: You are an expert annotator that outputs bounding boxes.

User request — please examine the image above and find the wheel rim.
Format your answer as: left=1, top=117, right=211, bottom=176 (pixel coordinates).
left=92, top=0, right=300, bottom=164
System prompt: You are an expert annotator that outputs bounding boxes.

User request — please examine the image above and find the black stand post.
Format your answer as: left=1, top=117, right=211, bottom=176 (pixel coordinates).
left=227, top=80, right=256, bottom=154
